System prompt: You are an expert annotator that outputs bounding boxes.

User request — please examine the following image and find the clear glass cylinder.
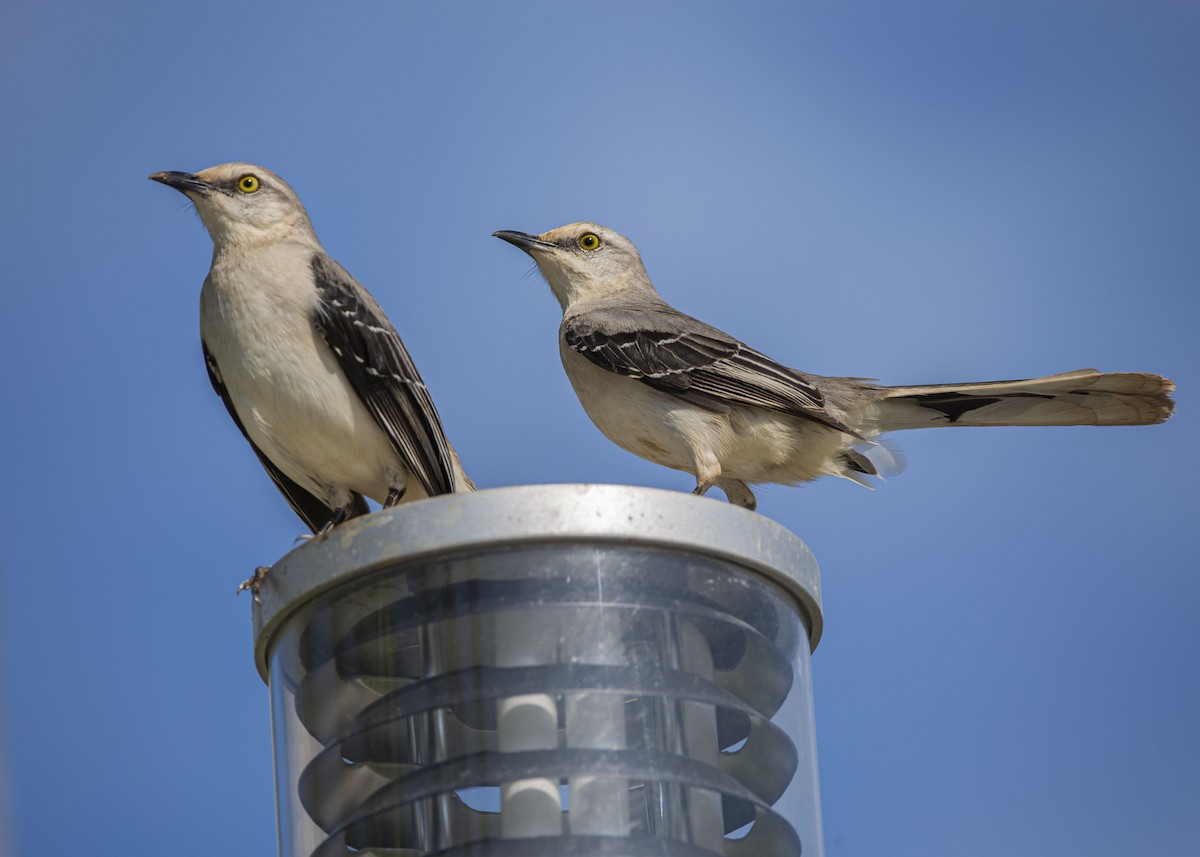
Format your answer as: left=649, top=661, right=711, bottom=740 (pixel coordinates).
left=253, top=485, right=825, bottom=857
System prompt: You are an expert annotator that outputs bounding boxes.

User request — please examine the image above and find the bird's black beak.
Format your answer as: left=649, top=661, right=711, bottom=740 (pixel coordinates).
left=493, top=230, right=554, bottom=254
left=149, top=171, right=213, bottom=196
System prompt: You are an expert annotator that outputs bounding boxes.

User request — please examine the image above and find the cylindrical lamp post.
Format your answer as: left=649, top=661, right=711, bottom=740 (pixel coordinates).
left=253, top=484, right=826, bottom=856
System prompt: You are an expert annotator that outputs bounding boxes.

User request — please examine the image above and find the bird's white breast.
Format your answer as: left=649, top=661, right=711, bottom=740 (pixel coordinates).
left=199, top=244, right=406, bottom=506
left=559, top=340, right=723, bottom=473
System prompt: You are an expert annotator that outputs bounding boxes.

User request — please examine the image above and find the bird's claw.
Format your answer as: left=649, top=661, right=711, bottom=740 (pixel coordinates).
left=236, top=566, right=271, bottom=603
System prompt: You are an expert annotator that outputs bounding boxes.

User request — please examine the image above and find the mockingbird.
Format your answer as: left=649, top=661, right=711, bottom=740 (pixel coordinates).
left=495, top=222, right=1175, bottom=510
left=152, top=162, right=473, bottom=536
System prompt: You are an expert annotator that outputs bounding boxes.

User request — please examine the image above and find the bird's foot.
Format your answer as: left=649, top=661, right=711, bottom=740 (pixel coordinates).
left=236, top=566, right=271, bottom=603
left=383, top=486, right=407, bottom=508
left=715, top=477, right=757, bottom=511
left=313, top=503, right=356, bottom=538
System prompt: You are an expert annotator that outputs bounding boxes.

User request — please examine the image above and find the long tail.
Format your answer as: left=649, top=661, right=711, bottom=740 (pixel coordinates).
left=874, top=369, right=1175, bottom=431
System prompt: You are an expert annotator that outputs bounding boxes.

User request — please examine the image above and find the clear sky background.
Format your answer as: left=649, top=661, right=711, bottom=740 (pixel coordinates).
left=1, top=2, right=1197, bottom=855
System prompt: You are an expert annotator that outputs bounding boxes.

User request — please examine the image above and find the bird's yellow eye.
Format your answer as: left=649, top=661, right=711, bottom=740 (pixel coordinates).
left=578, top=232, right=601, bottom=250
left=237, top=174, right=260, bottom=193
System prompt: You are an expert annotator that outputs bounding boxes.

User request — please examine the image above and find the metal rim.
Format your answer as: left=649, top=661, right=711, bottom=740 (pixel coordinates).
left=251, top=484, right=823, bottom=681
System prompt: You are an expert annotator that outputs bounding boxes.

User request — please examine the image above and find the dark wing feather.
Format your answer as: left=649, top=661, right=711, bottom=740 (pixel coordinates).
left=563, top=305, right=860, bottom=436
left=310, top=254, right=455, bottom=497
left=202, top=342, right=366, bottom=533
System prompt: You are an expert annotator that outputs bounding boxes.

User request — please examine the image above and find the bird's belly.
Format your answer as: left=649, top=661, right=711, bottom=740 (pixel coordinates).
left=561, top=349, right=720, bottom=472
left=720, top=409, right=850, bottom=484
left=217, top=335, right=402, bottom=505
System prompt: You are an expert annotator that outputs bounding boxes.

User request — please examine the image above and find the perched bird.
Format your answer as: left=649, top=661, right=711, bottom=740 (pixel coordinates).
left=495, top=222, right=1174, bottom=510
left=152, top=163, right=473, bottom=536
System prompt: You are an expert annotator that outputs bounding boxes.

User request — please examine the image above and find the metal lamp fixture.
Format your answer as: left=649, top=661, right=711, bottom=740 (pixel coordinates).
left=253, top=484, right=826, bottom=856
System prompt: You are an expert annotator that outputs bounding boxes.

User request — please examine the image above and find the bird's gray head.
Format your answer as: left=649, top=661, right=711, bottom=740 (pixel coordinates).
left=493, top=222, right=653, bottom=311
left=149, top=162, right=315, bottom=248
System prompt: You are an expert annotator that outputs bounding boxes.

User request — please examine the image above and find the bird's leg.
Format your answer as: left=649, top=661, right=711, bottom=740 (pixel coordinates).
left=691, top=450, right=722, bottom=500
left=236, top=566, right=271, bottom=603
left=315, top=503, right=356, bottom=537
left=383, top=485, right=407, bottom=508
left=715, top=477, right=757, bottom=511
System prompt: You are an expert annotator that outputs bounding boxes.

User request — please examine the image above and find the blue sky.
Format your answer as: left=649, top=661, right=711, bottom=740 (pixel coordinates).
left=1, top=2, right=1197, bottom=855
